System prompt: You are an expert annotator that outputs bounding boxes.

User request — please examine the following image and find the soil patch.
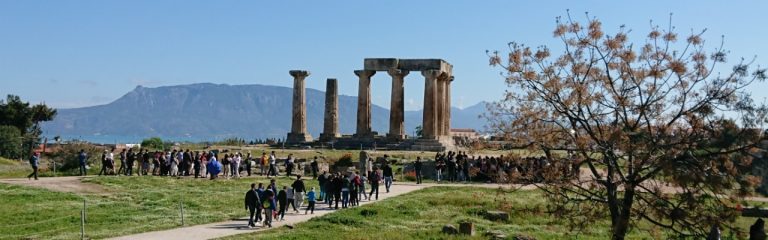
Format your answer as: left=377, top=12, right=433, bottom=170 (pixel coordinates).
left=0, top=176, right=108, bottom=194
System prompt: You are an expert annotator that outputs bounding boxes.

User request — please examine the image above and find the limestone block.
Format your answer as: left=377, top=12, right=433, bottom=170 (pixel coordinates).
left=459, top=221, right=475, bottom=236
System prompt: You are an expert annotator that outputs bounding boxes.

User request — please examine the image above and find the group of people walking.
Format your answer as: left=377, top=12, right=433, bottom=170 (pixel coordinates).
left=244, top=176, right=315, bottom=228
left=243, top=165, right=394, bottom=228
left=316, top=161, right=393, bottom=209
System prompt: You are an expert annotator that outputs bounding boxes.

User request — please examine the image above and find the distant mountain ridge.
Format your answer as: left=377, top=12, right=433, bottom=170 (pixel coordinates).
left=42, top=83, right=488, bottom=142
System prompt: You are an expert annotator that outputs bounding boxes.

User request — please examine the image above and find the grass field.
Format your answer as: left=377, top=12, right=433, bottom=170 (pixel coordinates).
left=0, top=157, right=28, bottom=178
left=1, top=147, right=762, bottom=240
left=0, top=175, right=318, bottom=240
left=220, top=186, right=754, bottom=240
left=0, top=175, right=760, bottom=240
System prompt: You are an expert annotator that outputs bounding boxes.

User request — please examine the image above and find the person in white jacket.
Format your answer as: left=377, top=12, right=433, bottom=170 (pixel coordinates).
left=232, top=153, right=242, bottom=178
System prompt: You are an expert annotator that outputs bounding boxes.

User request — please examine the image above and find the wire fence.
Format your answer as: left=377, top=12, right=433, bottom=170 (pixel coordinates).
left=0, top=195, right=223, bottom=240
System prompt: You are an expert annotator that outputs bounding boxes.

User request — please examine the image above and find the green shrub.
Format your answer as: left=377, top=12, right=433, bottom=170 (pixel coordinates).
left=50, top=141, right=101, bottom=171
left=0, top=125, right=21, bottom=159
left=331, top=153, right=354, bottom=170
left=141, top=137, right=164, bottom=150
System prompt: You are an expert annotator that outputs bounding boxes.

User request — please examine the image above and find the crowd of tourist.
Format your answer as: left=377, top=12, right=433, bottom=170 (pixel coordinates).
left=69, top=147, right=577, bottom=185
left=76, top=149, right=322, bottom=180
left=431, top=151, right=577, bottom=183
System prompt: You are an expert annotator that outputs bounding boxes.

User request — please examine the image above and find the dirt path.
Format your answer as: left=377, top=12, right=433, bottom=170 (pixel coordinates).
left=0, top=176, right=107, bottom=194
left=108, top=182, right=431, bottom=240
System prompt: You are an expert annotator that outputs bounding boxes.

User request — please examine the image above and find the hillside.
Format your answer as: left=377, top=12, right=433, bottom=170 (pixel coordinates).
left=42, top=83, right=487, bottom=142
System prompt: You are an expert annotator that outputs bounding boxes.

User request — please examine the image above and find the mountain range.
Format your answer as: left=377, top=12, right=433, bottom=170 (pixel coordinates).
left=42, top=83, right=488, bottom=142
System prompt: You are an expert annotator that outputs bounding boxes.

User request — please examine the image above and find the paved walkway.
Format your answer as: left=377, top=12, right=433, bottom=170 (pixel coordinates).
left=108, top=183, right=430, bottom=240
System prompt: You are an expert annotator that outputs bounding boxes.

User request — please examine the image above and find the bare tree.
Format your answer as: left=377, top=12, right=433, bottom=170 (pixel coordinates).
left=486, top=12, right=768, bottom=239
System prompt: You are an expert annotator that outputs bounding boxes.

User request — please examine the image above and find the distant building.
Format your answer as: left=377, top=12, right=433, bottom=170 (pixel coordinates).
left=450, top=128, right=480, bottom=140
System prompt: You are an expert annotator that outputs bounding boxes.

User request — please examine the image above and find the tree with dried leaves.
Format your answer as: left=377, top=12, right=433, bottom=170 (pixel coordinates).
left=486, top=13, right=768, bottom=239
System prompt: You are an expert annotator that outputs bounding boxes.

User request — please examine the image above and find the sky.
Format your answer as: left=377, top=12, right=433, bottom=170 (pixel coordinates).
left=1, top=0, right=767, bottom=111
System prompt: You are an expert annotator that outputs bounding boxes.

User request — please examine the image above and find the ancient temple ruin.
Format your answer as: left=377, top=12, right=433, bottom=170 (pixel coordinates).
left=286, top=58, right=454, bottom=151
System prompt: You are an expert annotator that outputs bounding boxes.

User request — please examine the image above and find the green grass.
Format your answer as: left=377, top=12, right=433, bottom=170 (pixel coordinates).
left=0, top=156, right=85, bottom=178
left=0, top=157, right=30, bottom=178
left=0, top=175, right=319, bottom=240
left=220, top=186, right=754, bottom=240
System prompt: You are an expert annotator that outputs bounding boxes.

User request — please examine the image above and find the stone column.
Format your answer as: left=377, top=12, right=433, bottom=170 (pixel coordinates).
left=354, top=70, right=376, bottom=139
left=444, top=76, right=453, bottom=137
left=421, top=70, right=441, bottom=139
left=319, top=78, right=340, bottom=142
left=286, top=70, right=313, bottom=143
left=387, top=68, right=409, bottom=140
left=436, top=74, right=446, bottom=137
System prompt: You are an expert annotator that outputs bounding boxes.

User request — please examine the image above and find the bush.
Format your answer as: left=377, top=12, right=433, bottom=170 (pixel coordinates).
left=0, top=125, right=21, bottom=159
left=141, top=137, right=164, bottom=150
left=218, top=138, right=246, bottom=146
left=360, top=209, right=378, bottom=217
left=331, top=153, right=354, bottom=170
left=50, top=141, right=101, bottom=171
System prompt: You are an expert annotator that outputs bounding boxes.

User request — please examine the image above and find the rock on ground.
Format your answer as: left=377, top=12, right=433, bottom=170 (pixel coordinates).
left=442, top=224, right=458, bottom=235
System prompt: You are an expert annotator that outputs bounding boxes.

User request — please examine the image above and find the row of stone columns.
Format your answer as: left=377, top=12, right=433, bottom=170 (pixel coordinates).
left=354, top=69, right=451, bottom=141
left=287, top=68, right=451, bottom=144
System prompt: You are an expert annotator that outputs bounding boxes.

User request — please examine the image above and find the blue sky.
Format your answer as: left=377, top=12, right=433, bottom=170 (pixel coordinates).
left=1, top=0, right=767, bottom=110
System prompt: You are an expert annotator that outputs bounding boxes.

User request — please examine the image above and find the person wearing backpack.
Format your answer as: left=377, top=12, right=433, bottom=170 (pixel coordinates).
left=27, top=152, right=40, bottom=180
left=368, top=167, right=381, bottom=200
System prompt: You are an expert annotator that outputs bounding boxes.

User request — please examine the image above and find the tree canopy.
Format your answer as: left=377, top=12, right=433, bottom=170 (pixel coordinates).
left=0, top=125, right=22, bottom=159
left=0, top=95, right=56, bottom=158
left=487, top=13, right=767, bottom=239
